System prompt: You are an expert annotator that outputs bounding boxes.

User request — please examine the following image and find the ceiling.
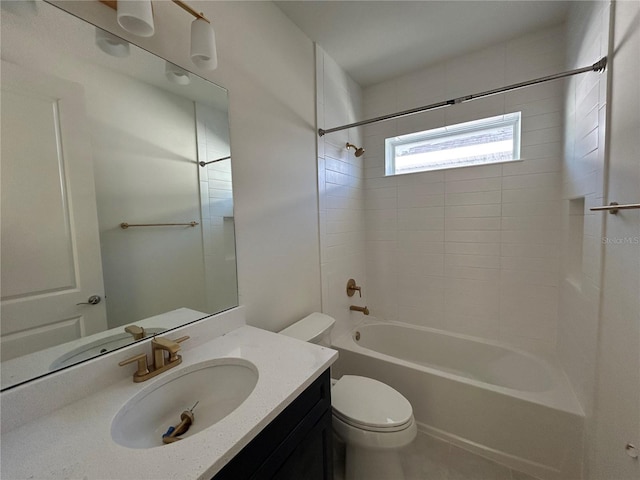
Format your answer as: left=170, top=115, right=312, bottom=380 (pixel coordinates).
left=275, top=1, right=571, bottom=87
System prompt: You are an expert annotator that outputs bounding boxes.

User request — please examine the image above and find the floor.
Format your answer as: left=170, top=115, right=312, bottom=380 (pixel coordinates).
left=334, top=431, right=540, bottom=480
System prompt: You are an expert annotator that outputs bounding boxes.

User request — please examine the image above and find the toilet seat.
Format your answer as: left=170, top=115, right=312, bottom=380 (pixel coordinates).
left=332, top=375, right=414, bottom=432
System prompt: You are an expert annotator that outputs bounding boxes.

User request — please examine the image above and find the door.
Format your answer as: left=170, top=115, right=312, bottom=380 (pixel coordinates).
left=1, top=61, right=107, bottom=361
left=591, top=1, right=640, bottom=478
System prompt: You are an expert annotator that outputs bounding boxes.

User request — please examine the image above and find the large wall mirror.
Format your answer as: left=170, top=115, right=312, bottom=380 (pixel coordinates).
left=1, top=0, right=237, bottom=389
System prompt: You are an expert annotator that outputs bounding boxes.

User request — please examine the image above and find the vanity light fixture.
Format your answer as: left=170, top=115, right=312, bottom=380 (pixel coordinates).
left=117, top=0, right=154, bottom=37
left=99, top=0, right=218, bottom=71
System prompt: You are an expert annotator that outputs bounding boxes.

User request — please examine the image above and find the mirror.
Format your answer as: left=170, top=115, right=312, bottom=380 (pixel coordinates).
left=0, top=0, right=238, bottom=389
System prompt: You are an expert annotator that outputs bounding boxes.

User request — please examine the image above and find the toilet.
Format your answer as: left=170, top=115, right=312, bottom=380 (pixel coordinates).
left=279, top=313, right=417, bottom=480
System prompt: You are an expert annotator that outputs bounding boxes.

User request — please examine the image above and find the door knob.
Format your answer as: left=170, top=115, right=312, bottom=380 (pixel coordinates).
left=76, top=295, right=101, bottom=305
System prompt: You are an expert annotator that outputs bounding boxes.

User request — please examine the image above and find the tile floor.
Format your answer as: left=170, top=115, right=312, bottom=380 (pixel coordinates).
left=334, top=431, right=540, bottom=480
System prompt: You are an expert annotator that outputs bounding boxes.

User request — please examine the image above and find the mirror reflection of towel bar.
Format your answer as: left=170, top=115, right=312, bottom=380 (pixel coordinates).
left=199, top=155, right=231, bottom=167
left=590, top=202, right=640, bottom=214
left=120, top=222, right=199, bottom=229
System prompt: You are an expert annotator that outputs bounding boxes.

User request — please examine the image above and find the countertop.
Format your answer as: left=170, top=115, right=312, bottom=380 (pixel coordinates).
left=1, top=324, right=338, bottom=479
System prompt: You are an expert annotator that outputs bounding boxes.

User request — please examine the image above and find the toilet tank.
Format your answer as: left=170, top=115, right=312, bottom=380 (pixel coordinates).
left=279, top=313, right=335, bottom=347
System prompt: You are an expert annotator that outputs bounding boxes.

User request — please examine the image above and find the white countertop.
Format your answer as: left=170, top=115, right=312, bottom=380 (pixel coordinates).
left=1, top=321, right=338, bottom=479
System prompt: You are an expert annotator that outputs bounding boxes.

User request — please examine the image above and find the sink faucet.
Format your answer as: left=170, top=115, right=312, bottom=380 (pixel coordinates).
left=124, top=325, right=145, bottom=340
left=119, top=335, right=189, bottom=382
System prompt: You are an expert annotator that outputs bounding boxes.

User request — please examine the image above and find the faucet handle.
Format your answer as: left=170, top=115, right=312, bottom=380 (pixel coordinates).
left=346, top=278, right=362, bottom=297
left=152, top=335, right=189, bottom=351
left=119, top=353, right=150, bottom=379
left=170, top=336, right=190, bottom=361
left=152, top=335, right=190, bottom=364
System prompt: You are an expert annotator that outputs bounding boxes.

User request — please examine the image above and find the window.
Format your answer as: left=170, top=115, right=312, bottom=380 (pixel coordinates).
left=385, top=112, right=521, bottom=175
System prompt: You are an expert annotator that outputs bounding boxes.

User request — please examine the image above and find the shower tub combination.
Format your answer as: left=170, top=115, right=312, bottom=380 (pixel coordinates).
left=332, top=320, right=584, bottom=480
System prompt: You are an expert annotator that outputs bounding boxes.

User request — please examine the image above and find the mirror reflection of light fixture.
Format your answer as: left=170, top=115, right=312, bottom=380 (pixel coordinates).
left=165, top=61, right=191, bottom=85
left=99, top=0, right=218, bottom=71
left=116, top=0, right=154, bottom=37
left=95, top=28, right=130, bottom=57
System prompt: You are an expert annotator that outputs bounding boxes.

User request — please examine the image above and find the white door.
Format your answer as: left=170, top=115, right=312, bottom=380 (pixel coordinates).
left=592, top=1, right=640, bottom=478
left=1, top=61, right=107, bottom=361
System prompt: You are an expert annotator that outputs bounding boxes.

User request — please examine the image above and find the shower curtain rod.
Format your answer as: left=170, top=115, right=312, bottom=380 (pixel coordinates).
left=318, top=57, right=607, bottom=137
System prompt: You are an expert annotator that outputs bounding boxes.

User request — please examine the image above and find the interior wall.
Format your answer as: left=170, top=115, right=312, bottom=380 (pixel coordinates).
left=588, top=1, right=639, bottom=478
left=316, top=46, right=366, bottom=340
left=51, top=1, right=321, bottom=332
left=559, top=3, right=610, bottom=473
left=362, top=25, right=566, bottom=351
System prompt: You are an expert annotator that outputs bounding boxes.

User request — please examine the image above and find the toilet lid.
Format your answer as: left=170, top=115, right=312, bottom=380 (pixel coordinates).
left=332, top=375, right=413, bottom=430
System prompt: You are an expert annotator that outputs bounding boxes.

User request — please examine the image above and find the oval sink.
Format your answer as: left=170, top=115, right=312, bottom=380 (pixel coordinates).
left=50, top=328, right=167, bottom=370
left=111, top=358, right=258, bottom=449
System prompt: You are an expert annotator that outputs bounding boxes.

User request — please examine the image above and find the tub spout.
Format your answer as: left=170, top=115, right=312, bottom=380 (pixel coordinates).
left=350, top=305, right=369, bottom=315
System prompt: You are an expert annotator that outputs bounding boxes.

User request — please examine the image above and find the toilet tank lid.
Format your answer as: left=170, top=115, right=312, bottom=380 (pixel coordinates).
left=279, top=312, right=335, bottom=343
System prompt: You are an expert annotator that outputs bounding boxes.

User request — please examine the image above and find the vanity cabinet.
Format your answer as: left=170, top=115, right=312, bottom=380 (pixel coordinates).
left=214, top=370, right=333, bottom=480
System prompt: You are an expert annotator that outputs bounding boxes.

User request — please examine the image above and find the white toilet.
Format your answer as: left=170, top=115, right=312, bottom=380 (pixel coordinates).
left=279, top=313, right=417, bottom=480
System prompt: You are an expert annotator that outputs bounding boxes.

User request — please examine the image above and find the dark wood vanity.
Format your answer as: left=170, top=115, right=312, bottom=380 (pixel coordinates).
left=214, top=370, right=333, bottom=480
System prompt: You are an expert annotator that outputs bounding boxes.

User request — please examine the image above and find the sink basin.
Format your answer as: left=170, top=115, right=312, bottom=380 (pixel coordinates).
left=111, top=358, right=259, bottom=449
left=50, top=328, right=167, bottom=370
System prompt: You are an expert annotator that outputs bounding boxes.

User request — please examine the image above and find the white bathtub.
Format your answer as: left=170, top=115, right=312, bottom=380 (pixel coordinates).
left=332, top=320, right=584, bottom=480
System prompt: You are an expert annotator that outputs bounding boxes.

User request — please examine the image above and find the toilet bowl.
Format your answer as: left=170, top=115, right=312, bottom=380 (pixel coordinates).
left=279, top=313, right=417, bottom=480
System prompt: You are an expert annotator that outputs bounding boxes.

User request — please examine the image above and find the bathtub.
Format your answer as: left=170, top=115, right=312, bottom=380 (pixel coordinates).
left=332, top=320, right=584, bottom=480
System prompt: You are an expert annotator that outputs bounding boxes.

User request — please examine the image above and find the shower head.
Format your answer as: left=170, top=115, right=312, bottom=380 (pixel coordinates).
left=346, top=142, right=365, bottom=157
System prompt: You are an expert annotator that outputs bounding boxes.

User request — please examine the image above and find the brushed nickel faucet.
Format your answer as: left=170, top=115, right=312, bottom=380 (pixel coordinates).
left=119, top=335, right=189, bottom=382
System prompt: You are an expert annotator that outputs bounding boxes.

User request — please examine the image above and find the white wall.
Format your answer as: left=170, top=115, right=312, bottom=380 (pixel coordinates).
left=362, top=25, right=566, bottom=351
left=559, top=1, right=610, bottom=464
left=52, top=1, right=321, bottom=332
left=316, top=46, right=366, bottom=340
left=561, top=1, right=640, bottom=479
left=592, top=1, right=640, bottom=476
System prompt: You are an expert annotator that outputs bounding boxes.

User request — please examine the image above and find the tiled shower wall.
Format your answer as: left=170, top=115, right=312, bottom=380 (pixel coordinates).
left=560, top=1, right=609, bottom=476
left=316, top=46, right=366, bottom=340
left=362, top=26, right=566, bottom=351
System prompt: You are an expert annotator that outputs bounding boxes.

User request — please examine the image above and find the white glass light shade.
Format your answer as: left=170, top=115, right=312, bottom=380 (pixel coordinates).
left=165, top=62, right=191, bottom=85
left=190, top=18, right=217, bottom=70
left=117, top=0, right=155, bottom=37
left=95, top=28, right=130, bottom=57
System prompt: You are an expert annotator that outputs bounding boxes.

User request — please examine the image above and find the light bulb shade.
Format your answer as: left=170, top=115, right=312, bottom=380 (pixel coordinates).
left=95, top=28, right=130, bottom=57
left=190, top=18, right=217, bottom=70
left=165, top=61, right=191, bottom=85
left=117, top=0, right=155, bottom=37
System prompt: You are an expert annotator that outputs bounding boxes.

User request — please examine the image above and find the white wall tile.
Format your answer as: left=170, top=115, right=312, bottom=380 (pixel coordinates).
left=445, top=204, right=502, bottom=218
left=356, top=26, right=566, bottom=351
